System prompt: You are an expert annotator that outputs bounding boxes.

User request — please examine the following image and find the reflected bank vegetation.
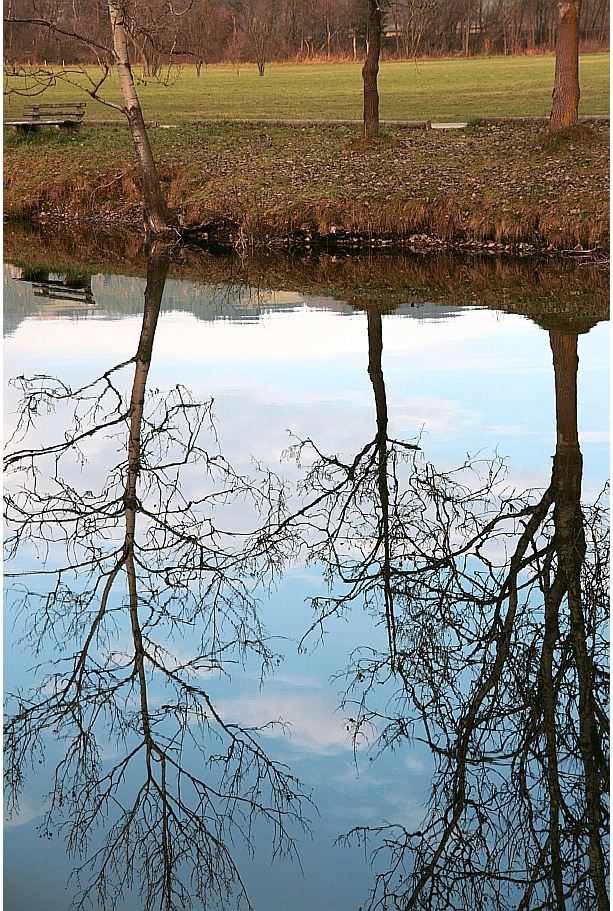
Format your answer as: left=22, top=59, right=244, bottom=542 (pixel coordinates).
left=4, top=220, right=609, bottom=331
left=4, top=229, right=609, bottom=911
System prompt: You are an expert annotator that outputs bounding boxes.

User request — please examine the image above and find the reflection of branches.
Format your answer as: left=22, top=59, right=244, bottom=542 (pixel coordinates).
left=4, top=243, right=309, bottom=911
left=277, top=309, right=419, bottom=657
left=339, top=475, right=608, bottom=911
left=275, top=310, right=609, bottom=911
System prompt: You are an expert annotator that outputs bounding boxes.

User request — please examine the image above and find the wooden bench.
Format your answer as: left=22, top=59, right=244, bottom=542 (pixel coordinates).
left=6, top=102, right=86, bottom=134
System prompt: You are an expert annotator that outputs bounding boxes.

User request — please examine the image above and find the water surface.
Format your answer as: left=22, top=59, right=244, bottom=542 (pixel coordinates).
left=4, top=249, right=609, bottom=911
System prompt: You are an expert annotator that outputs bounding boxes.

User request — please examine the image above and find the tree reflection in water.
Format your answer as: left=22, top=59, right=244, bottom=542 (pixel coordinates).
left=4, top=261, right=609, bottom=911
left=277, top=306, right=609, bottom=911
left=4, top=244, right=310, bottom=911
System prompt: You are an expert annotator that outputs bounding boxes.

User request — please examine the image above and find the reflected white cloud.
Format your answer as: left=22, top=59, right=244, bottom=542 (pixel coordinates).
left=390, top=396, right=480, bottom=440
left=382, top=792, right=429, bottom=829
left=487, top=424, right=543, bottom=437
left=580, top=430, right=610, bottom=443
left=404, top=756, right=427, bottom=774
left=4, top=796, right=44, bottom=829
left=217, top=689, right=356, bottom=754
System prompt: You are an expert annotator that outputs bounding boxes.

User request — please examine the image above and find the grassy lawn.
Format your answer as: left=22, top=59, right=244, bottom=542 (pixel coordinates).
left=4, top=54, right=609, bottom=123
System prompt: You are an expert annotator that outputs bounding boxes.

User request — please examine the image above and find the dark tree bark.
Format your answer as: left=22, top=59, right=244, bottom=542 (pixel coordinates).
left=549, top=329, right=608, bottom=911
left=366, top=309, right=396, bottom=663
left=550, top=0, right=582, bottom=129
left=108, top=0, right=176, bottom=233
left=362, top=0, right=381, bottom=137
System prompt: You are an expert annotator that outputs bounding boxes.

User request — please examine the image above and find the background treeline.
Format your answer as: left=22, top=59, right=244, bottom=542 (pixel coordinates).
left=4, top=0, right=609, bottom=71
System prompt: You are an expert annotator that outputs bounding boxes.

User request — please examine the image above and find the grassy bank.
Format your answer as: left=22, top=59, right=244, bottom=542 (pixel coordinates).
left=3, top=55, right=609, bottom=123
left=4, top=118, right=609, bottom=251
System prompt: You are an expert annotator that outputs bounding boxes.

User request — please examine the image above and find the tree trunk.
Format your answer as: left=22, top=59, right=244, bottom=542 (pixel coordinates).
left=394, top=8, right=399, bottom=56
left=550, top=0, right=581, bottom=128
left=139, top=44, right=151, bottom=78
left=462, top=1, right=471, bottom=56
left=362, top=0, right=381, bottom=137
left=107, top=0, right=175, bottom=234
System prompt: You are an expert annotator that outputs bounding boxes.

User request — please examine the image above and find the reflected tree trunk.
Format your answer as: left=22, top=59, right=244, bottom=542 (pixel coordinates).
left=4, top=244, right=310, bottom=911
left=549, top=328, right=608, bottom=911
left=367, top=309, right=396, bottom=663
left=124, top=243, right=168, bottom=785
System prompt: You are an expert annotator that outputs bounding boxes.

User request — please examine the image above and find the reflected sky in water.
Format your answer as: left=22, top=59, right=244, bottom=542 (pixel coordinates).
left=4, top=263, right=609, bottom=911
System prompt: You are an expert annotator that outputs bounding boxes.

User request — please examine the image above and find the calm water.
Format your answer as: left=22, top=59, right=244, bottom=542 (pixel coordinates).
left=4, top=250, right=609, bottom=911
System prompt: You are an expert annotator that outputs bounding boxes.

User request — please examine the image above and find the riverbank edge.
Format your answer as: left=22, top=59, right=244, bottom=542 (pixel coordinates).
left=6, top=213, right=605, bottom=259
left=4, top=120, right=609, bottom=255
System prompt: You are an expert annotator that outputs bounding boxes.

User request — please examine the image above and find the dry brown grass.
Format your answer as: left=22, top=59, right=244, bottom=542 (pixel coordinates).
left=4, top=119, right=609, bottom=251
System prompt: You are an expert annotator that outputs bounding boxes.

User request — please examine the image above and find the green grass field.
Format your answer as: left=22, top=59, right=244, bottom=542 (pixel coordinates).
left=4, top=54, right=609, bottom=123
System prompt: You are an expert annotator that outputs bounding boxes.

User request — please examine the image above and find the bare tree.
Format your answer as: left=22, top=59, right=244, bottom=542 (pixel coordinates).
left=229, top=0, right=279, bottom=75
left=186, top=0, right=230, bottom=73
left=4, top=0, right=179, bottom=233
left=107, top=0, right=176, bottom=231
left=122, top=0, right=186, bottom=77
left=4, top=244, right=310, bottom=911
left=395, top=0, right=442, bottom=59
left=3, top=0, right=608, bottom=62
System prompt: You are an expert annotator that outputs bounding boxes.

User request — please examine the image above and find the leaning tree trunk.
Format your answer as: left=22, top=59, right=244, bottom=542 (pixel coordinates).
left=550, top=0, right=582, bottom=129
left=123, top=243, right=168, bottom=759
left=362, top=0, right=381, bottom=137
left=107, top=0, right=175, bottom=233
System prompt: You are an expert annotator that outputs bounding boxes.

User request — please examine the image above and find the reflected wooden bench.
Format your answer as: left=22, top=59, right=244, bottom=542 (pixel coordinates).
left=6, top=102, right=86, bottom=134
